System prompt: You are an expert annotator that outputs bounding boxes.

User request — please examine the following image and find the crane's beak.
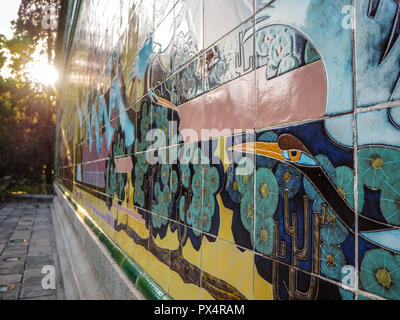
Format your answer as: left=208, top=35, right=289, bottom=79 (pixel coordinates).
left=229, top=142, right=286, bottom=161
left=156, top=96, right=180, bottom=112
left=149, top=91, right=179, bottom=112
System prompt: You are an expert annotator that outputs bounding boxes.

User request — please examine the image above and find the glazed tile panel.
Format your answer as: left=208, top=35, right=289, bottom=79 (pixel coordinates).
left=56, top=0, right=400, bottom=300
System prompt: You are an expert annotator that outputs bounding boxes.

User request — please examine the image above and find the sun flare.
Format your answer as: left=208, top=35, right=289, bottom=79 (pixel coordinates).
left=27, top=57, right=59, bottom=86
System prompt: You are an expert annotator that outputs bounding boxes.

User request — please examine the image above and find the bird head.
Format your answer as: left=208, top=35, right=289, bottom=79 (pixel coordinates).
left=229, top=134, right=318, bottom=168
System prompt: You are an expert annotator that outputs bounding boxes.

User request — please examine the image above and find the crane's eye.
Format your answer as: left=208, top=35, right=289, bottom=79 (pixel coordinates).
left=289, top=150, right=301, bottom=162
left=282, top=149, right=317, bottom=167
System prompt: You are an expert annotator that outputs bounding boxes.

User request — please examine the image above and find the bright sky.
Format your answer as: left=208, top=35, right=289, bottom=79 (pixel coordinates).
left=0, top=1, right=58, bottom=85
left=0, top=0, right=21, bottom=39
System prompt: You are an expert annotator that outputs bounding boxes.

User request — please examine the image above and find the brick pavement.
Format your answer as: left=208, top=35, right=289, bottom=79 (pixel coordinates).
left=0, top=200, right=63, bottom=300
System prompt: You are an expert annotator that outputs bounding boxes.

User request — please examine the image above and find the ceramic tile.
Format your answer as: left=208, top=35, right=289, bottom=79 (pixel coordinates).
left=200, top=235, right=254, bottom=300
left=176, top=94, right=204, bottom=144
left=254, top=0, right=353, bottom=116
left=151, top=104, right=173, bottom=148
left=203, top=71, right=255, bottom=137
left=57, top=0, right=391, bottom=301
left=214, top=133, right=256, bottom=251
left=151, top=8, right=176, bottom=88
left=154, top=0, right=178, bottom=28
left=168, top=223, right=202, bottom=300
left=255, top=23, right=327, bottom=129
left=204, top=19, right=255, bottom=92
left=147, top=215, right=171, bottom=293
left=173, top=0, right=203, bottom=72
left=358, top=240, right=400, bottom=300
left=137, top=0, right=154, bottom=49
left=134, top=97, right=152, bottom=153
left=254, top=254, right=354, bottom=300
left=171, top=142, right=205, bottom=235
left=356, top=105, right=400, bottom=147
left=356, top=106, right=400, bottom=300
left=175, top=57, right=203, bottom=106
left=252, top=120, right=356, bottom=279
left=204, top=0, right=254, bottom=49
left=355, top=0, right=400, bottom=108
left=127, top=209, right=150, bottom=272
left=131, top=149, right=153, bottom=212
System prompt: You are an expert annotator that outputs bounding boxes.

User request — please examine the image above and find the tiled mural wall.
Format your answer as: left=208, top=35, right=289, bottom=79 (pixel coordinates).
left=55, top=0, right=400, bottom=300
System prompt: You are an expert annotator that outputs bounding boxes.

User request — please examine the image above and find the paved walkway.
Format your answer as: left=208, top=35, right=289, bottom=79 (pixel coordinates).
left=0, top=199, right=64, bottom=300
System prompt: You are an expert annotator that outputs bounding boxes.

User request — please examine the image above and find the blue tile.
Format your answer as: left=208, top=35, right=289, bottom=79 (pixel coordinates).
left=173, top=0, right=203, bottom=72
left=355, top=0, right=400, bottom=108
left=255, top=0, right=354, bottom=116
left=204, top=0, right=254, bottom=49
left=204, top=19, right=254, bottom=92
left=357, top=105, right=400, bottom=147
left=250, top=121, right=356, bottom=278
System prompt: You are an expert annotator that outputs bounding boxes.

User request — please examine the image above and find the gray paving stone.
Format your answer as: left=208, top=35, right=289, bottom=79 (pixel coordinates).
left=25, top=256, right=53, bottom=270
left=4, top=219, right=20, bottom=223
left=1, top=248, right=28, bottom=257
left=0, top=274, right=22, bottom=285
left=30, top=238, right=51, bottom=246
left=27, top=246, right=53, bottom=257
left=10, top=232, right=31, bottom=241
left=1, top=222, right=18, bottom=228
left=0, top=236, right=11, bottom=243
left=0, top=265, right=25, bottom=275
left=21, top=294, right=57, bottom=300
left=0, top=283, right=21, bottom=300
left=0, top=254, right=26, bottom=268
left=0, top=200, right=59, bottom=300
left=20, top=268, right=56, bottom=299
left=6, top=243, right=29, bottom=251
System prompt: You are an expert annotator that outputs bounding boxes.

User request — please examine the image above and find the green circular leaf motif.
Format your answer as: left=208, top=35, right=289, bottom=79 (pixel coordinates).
left=205, top=166, right=220, bottom=194
left=380, top=179, right=400, bottom=226
left=319, top=205, right=349, bottom=245
left=161, top=164, right=170, bottom=186
left=252, top=216, right=275, bottom=256
left=179, top=196, right=186, bottom=222
left=335, top=166, right=364, bottom=212
left=179, top=163, right=191, bottom=188
left=240, top=189, right=254, bottom=233
left=256, top=168, right=279, bottom=218
left=360, top=249, right=400, bottom=300
left=191, top=172, right=203, bottom=200
left=235, top=157, right=254, bottom=195
left=275, top=162, right=302, bottom=198
left=358, top=147, right=400, bottom=190
left=170, top=170, right=178, bottom=194
left=320, top=244, right=346, bottom=281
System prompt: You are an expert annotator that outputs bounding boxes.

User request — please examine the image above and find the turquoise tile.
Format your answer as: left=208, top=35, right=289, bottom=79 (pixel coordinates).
left=355, top=0, right=400, bottom=108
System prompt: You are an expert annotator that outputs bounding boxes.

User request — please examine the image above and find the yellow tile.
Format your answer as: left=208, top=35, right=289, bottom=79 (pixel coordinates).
left=201, top=237, right=254, bottom=300
left=253, top=256, right=274, bottom=300
left=168, top=226, right=202, bottom=298
left=145, top=215, right=172, bottom=291
left=169, top=271, right=201, bottom=300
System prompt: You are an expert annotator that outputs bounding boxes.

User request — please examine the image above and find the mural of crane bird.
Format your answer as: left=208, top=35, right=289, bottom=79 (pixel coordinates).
left=230, top=133, right=400, bottom=254
left=368, top=0, right=400, bottom=64
left=368, top=0, right=400, bottom=103
left=121, top=0, right=400, bottom=254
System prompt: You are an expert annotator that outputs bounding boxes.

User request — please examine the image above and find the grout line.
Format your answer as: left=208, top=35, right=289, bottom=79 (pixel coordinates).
left=351, top=0, right=360, bottom=300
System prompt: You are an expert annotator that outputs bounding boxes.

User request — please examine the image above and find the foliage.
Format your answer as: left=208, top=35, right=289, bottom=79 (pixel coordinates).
left=0, top=0, right=59, bottom=195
